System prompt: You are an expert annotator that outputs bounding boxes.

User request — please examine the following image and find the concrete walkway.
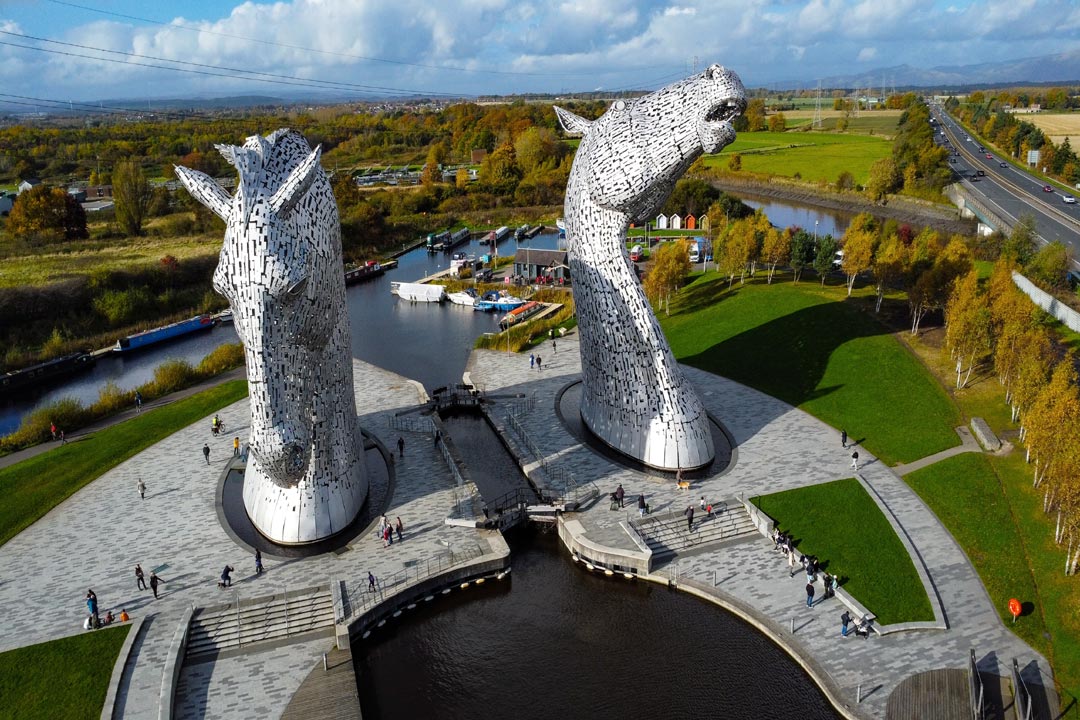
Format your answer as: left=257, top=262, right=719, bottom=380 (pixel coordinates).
left=467, top=332, right=1054, bottom=719
left=892, top=425, right=981, bottom=475
left=0, top=360, right=497, bottom=720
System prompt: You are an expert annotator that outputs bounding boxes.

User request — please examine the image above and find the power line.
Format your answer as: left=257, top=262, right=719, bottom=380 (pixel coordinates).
left=43, top=0, right=674, bottom=80
left=0, top=92, right=209, bottom=119
left=0, top=30, right=464, bottom=98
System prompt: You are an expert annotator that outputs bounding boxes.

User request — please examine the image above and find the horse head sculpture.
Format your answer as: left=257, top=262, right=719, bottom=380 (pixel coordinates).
left=176, top=129, right=367, bottom=544
left=555, top=65, right=745, bottom=470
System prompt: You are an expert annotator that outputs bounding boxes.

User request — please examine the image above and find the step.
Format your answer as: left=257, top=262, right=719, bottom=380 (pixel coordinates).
left=631, top=505, right=759, bottom=558
left=185, top=588, right=335, bottom=657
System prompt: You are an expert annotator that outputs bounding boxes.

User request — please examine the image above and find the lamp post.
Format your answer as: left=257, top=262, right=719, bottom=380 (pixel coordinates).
left=814, top=220, right=819, bottom=242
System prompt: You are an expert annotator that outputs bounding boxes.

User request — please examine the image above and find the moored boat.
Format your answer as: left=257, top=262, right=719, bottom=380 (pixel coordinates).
left=448, top=288, right=478, bottom=307
left=498, top=300, right=544, bottom=328
left=344, top=260, right=384, bottom=284
left=391, top=281, right=446, bottom=303
left=474, top=290, right=527, bottom=313
left=0, top=350, right=96, bottom=396
left=114, top=314, right=216, bottom=353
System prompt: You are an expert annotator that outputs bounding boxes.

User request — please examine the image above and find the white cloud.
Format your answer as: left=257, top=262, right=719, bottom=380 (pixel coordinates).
left=857, top=47, right=877, bottom=62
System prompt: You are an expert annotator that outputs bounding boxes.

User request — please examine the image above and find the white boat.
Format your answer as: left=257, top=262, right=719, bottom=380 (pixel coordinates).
left=448, top=289, right=478, bottom=307
left=391, top=281, right=446, bottom=303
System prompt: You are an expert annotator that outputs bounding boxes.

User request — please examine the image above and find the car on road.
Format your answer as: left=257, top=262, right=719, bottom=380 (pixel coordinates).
left=977, top=170, right=986, bottom=176
left=965, top=136, right=971, bottom=141
left=969, top=173, right=980, bottom=182
left=1043, top=185, right=1054, bottom=192
left=985, top=153, right=993, bottom=159
left=1065, top=195, right=1077, bottom=204
left=999, top=162, right=1007, bottom=168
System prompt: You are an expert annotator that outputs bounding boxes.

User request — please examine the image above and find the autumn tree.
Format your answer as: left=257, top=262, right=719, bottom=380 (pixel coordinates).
left=1001, top=214, right=1038, bottom=265
left=478, top=142, right=522, bottom=195
left=871, top=234, right=906, bottom=313
left=643, top=239, right=691, bottom=315
left=767, top=113, right=787, bottom=132
left=727, top=153, right=742, bottom=171
left=761, top=227, right=791, bottom=283
left=455, top=168, right=470, bottom=188
left=840, top=227, right=876, bottom=296
left=5, top=185, right=87, bottom=243
left=1027, top=241, right=1072, bottom=291
left=420, top=143, right=447, bottom=186
left=866, top=158, right=899, bottom=204
left=908, top=237, right=972, bottom=335
left=113, top=159, right=154, bottom=236
left=944, top=270, right=991, bottom=388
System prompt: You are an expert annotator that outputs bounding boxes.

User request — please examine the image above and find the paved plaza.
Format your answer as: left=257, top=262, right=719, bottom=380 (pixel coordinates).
left=0, top=332, right=1057, bottom=719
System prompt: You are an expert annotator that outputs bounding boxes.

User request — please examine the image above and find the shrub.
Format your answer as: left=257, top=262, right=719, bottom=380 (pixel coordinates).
left=1, top=397, right=89, bottom=450
left=141, top=359, right=197, bottom=396
left=196, top=343, right=245, bottom=376
left=91, top=381, right=133, bottom=416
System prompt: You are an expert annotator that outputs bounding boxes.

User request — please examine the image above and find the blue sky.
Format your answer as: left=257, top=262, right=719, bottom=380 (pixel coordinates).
left=0, top=0, right=1078, bottom=103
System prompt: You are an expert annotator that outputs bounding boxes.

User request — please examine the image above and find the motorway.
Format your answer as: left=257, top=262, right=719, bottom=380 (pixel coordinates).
left=930, top=105, right=1080, bottom=265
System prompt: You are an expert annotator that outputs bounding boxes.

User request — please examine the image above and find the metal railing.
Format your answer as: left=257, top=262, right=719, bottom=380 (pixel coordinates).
left=503, top=392, right=536, bottom=417
left=340, top=543, right=486, bottom=622
left=969, top=649, right=985, bottom=720
left=504, top=412, right=599, bottom=507
left=388, top=413, right=436, bottom=435
left=1011, top=658, right=1034, bottom=720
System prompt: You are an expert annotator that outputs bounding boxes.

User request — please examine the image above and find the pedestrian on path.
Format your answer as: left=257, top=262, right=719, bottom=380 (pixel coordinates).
left=684, top=505, right=694, bottom=532
left=382, top=525, right=392, bottom=547
left=530, top=353, right=535, bottom=369
left=86, top=590, right=99, bottom=627
left=150, top=572, right=163, bottom=599
left=60, top=429, right=66, bottom=444
left=552, top=339, right=557, bottom=353
left=840, top=429, right=847, bottom=448
left=788, top=548, right=797, bottom=577
left=637, top=494, right=647, bottom=517
left=134, top=390, right=143, bottom=413
left=850, top=451, right=859, bottom=470
left=434, top=430, right=441, bottom=449
left=137, top=478, right=146, bottom=500
left=50, top=421, right=57, bottom=441
left=841, top=610, right=852, bottom=637
left=203, top=444, right=211, bottom=465
left=395, top=516, right=404, bottom=542
left=805, top=582, right=815, bottom=608
left=823, top=573, right=834, bottom=598
left=536, top=354, right=542, bottom=370
left=135, top=564, right=147, bottom=590
left=615, top=484, right=625, bottom=508
left=219, top=565, right=234, bottom=588
left=699, top=496, right=707, bottom=512
left=368, top=572, right=377, bottom=593
left=233, top=437, right=240, bottom=456
left=397, top=436, right=405, bottom=458
left=255, top=548, right=263, bottom=575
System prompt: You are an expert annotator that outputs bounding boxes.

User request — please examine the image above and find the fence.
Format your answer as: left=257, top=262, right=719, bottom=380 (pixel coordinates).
left=340, top=543, right=486, bottom=622
left=1012, top=271, right=1080, bottom=333
left=969, top=649, right=985, bottom=720
left=388, top=413, right=435, bottom=435
left=504, top=411, right=599, bottom=507
left=1011, top=658, right=1034, bottom=720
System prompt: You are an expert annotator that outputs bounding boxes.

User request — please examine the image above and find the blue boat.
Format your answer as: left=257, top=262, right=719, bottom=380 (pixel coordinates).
left=114, top=314, right=217, bottom=353
left=474, top=291, right=527, bottom=313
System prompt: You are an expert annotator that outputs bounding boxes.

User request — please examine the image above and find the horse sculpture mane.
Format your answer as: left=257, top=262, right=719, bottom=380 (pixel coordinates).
left=176, top=129, right=367, bottom=545
left=556, top=65, right=745, bottom=470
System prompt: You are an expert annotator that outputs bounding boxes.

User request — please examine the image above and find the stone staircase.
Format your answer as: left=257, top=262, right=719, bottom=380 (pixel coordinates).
left=185, top=584, right=335, bottom=660
left=630, top=500, right=757, bottom=564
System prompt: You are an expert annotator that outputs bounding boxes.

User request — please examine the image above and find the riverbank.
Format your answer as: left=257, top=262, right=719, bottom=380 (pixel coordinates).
left=707, top=173, right=977, bottom=236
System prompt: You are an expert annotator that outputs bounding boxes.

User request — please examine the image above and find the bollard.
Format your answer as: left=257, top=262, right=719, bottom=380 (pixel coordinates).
left=712, top=569, right=716, bottom=587
left=790, top=617, right=795, bottom=634
left=857, top=684, right=862, bottom=704
left=323, top=653, right=327, bottom=672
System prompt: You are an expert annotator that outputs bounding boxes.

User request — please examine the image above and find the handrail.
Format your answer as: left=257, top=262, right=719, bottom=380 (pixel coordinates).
left=504, top=411, right=600, bottom=507
left=387, top=413, right=436, bottom=435
left=338, top=543, right=486, bottom=622
left=1011, top=658, right=1034, bottom=720
left=969, top=649, right=984, bottom=720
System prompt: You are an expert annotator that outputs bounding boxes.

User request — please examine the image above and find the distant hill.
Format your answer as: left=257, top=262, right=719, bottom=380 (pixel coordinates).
left=96, top=95, right=289, bottom=110
left=811, top=49, right=1080, bottom=90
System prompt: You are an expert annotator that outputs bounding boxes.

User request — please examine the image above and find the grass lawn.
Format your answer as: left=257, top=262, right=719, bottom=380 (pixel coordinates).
left=700, top=130, right=891, bottom=186
left=0, top=379, right=248, bottom=547
left=752, top=478, right=934, bottom=624
left=661, top=274, right=960, bottom=465
left=0, top=624, right=130, bottom=719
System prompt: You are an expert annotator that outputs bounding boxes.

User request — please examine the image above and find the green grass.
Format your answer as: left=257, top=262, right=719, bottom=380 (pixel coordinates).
left=752, top=478, right=934, bottom=624
left=701, top=130, right=890, bottom=186
left=0, top=379, right=248, bottom=547
left=0, top=624, right=130, bottom=719
left=661, top=274, right=960, bottom=465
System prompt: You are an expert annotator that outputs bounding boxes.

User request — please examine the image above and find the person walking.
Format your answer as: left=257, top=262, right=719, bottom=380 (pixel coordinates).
left=60, top=429, right=66, bottom=444
left=530, top=353, right=535, bottom=369
left=233, top=437, right=240, bottom=456
left=615, top=483, right=625, bottom=508
left=149, top=572, right=163, bottom=599
left=135, top=564, right=147, bottom=590
left=823, top=573, right=834, bottom=598
left=397, top=436, right=405, bottom=458
left=134, top=390, right=143, bottom=413
left=805, top=582, right=816, bottom=608
left=841, top=610, right=852, bottom=637
left=50, top=421, right=57, bottom=441
left=552, top=339, right=557, bottom=354
left=684, top=505, right=694, bottom=532
left=219, top=565, right=234, bottom=588
left=395, top=516, right=404, bottom=543
left=637, top=494, right=647, bottom=518
left=699, top=496, right=707, bottom=512
left=203, top=444, right=211, bottom=465
left=850, top=451, right=859, bottom=470
left=255, top=548, right=263, bottom=575
left=840, top=429, right=847, bottom=448
left=536, top=354, right=542, bottom=370
left=433, top=430, right=441, bottom=449
left=86, top=590, right=99, bottom=627
left=137, top=478, right=146, bottom=500
left=788, top=547, right=797, bottom=577
left=368, top=571, right=377, bottom=593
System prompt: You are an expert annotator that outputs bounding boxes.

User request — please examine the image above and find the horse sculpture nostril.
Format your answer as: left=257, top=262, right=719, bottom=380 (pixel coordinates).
left=286, top=443, right=306, bottom=474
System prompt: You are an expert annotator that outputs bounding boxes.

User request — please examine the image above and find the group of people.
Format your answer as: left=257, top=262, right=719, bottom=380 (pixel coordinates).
left=378, top=515, right=404, bottom=548
left=49, top=421, right=66, bottom=444
left=83, top=589, right=130, bottom=630
left=134, top=563, right=164, bottom=598
left=608, top=485, right=651, bottom=517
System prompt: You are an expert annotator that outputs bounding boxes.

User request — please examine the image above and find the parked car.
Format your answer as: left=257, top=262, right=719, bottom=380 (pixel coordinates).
left=629, top=245, right=643, bottom=262
left=1065, top=195, right=1077, bottom=204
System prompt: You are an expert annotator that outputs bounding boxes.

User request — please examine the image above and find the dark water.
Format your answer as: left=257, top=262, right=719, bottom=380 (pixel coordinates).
left=738, top=193, right=854, bottom=238
left=354, top=529, right=839, bottom=720
left=439, top=410, right=535, bottom=504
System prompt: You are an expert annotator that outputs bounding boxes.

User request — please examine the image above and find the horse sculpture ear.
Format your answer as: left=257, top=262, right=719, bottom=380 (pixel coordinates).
left=269, top=145, right=323, bottom=218
left=174, top=165, right=232, bottom=221
left=554, top=106, right=592, bottom=137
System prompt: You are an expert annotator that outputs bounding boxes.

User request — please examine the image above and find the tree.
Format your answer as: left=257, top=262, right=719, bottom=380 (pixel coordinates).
left=872, top=233, right=906, bottom=313
left=908, top=237, right=972, bottom=335
left=455, top=168, right=470, bottom=188
left=514, top=127, right=563, bottom=174
left=841, top=228, right=876, bottom=296
left=1001, top=214, right=1038, bottom=265
left=944, top=270, right=991, bottom=388
left=113, top=159, right=154, bottom=236
left=767, top=113, right=787, bottom=132
left=1027, top=241, right=1072, bottom=291
left=866, top=158, right=899, bottom=204
left=643, top=240, right=691, bottom=314
left=813, top=235, right=839, bottom=286
left=789, top=229, right=815, bottom=283
left=420, top=143, right=446, bottom=186
left=761, top=227, right=791, bottom=283
left=478, top=142, right=522, bottom=195
left=727, top=153, right=742, bottom=172
left=5, top=185, right=88, bottom=243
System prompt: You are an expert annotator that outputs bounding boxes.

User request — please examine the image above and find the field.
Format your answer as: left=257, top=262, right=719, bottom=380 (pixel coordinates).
left=0, top=233, right=219, bottom=288
left=660, top=273, right=961, bottom=465
left=700, top=130, right=893, bottom=186
left=0, top=379, right=248, bottom=547
left=0, top=624, right=130, bottom=719
left=752, top=478, right=934, bottom=625
left=1020, top=111, right=1080, bottom=147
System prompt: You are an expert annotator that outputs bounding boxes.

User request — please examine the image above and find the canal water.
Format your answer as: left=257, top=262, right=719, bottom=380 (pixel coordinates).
left=0, top=194, right=849, bottom=436
left=355, top=528, right=839, bottom=720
